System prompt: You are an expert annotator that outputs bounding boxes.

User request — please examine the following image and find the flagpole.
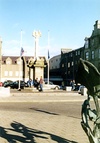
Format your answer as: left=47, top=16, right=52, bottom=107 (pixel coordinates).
left=18, top=30, right=22, bottom=91
left=47, top=30, right=50, bottom=84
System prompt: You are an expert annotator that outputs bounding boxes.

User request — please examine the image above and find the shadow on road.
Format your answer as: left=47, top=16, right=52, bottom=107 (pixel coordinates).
left=0, top=121, right=78, bottom=143
left=30, top=107, right=59, bottom=115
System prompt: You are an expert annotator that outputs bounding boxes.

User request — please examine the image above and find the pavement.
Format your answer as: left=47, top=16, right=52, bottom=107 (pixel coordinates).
left=0, top=88, right=89, bottom=143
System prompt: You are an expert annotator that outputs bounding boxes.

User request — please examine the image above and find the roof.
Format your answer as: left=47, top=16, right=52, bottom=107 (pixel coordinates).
left=2, top=56, right=47, bottom=64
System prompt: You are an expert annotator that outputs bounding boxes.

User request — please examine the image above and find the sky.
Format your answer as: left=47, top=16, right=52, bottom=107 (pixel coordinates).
left=0, top=0, right=100, bottom=59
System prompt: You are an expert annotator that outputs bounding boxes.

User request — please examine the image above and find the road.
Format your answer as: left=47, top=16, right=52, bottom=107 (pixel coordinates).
left=0, top=99, right=95, bottom=142
left=0, top=88, right=96, bottom=143
left=0, top=102, right=84, bottom=119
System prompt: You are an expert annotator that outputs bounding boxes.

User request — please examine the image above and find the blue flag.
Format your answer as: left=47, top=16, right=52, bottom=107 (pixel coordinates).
left=48, top=49, right=50, bottom=59
left=20, top=47, right=24, bottom=57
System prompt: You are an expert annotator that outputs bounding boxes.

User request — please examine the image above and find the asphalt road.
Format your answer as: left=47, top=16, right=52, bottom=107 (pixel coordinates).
left=0, top=102, right=84, bottom=119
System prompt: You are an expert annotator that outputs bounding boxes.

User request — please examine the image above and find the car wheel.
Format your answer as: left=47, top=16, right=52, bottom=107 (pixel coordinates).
left=55, top=86, right=59, bottom=90
left=21, top=87, right=24, bottom=89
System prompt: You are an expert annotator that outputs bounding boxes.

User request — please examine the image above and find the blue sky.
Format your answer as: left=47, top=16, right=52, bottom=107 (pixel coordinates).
left=0, top=0, right=100, bottom=58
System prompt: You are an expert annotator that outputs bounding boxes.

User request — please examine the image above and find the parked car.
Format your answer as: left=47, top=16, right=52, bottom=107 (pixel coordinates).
left=3, top=80, right=13, bottom=87
left=10, top=80, right=26, bottom=89
left=43, top=81, right=60, bottom=90
left=0, top=82, right=3, bottom=86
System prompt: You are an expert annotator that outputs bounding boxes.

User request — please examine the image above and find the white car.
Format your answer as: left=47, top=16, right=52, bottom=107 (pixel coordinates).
left=43, top=81, right=60, bottom=90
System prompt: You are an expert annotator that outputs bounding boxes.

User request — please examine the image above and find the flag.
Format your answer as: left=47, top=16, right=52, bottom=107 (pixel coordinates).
left=48, top=49, right=50, bottom=59
left=20, top=47, right=24, bottom=57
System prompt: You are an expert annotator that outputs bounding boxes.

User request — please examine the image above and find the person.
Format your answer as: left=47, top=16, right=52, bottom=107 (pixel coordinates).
left=39, top=76, right=43, bottom=91
left=70, top=80, right=75, bottom=90
left=27, top=78, right=32, bottom=87
left=34, top=78, right=39, bottom=89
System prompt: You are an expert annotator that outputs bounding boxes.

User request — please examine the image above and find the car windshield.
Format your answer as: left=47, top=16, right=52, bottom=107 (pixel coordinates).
left=45, top=81, right=54, bottom=85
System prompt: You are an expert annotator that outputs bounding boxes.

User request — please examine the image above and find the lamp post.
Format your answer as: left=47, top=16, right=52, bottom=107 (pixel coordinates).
left=32, top=30, right=41, bottom=60
left=18, top=30, right=22, bottom=91
left=47, top=30, right=50, bottom=84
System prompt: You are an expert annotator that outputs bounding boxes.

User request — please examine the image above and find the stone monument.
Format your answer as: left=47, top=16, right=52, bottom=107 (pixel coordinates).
left=27, top=30, right=46, bottom=80
left=75, top=58, right=100, bottom=143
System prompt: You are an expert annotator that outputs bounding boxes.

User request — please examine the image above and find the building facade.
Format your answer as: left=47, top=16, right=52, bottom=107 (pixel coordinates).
left=49, top=54, right=62, bottom=84
left=1, top=56, right=47, bottom=82
left=60, top=47, right=84, bottom=85
left=50, top=20, right=100, bottom=86
left=84, top=20, right=100, bottom=70
left=48, top=49, right=72, bottom=84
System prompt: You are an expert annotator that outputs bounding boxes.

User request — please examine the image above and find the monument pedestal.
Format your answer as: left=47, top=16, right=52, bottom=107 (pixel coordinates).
left=28, top=57, right=46, bottom=80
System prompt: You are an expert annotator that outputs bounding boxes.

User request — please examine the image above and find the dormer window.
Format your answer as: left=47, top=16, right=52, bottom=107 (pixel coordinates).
left=6, top=60, right=11, bottom=64
left=91, top=51, right=95, bottom=59
left=17, top=61, right=21, bottom=64
left=84, top=37, right=89, bottom=48
left=85, top=52, right=89, bottom=60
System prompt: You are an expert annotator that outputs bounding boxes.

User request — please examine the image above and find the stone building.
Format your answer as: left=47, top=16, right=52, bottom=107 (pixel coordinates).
left=84, top=20, right=100, bottom=70
left=60, top=47, right=84, bottom=85
left=1, top=56, right=47, bottom=82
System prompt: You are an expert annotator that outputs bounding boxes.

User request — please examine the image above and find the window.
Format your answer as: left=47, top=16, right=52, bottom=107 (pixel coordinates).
left=70, top=53, right=72, bottom=57
left=91, top=39, right=94, bottom=46
left=20, top=71, right=23, bottom=76
left=85, top=52, right=89, bottom=60
left=15, top=71, right=19, bottom=76
left=16, top=71, right=22, bottom=76
left=99, top=49, right=100, bottom=59
left=6, top=60, right=11, bottom=64
left=17, top=61, right=21, bottom=64
left=68, top=62, right=70, bottom=68
left=78, top=50, right=80, bottom=55
left=85, top=40, right=89, bottom=48
left=4, top=71, right=8, bottom=76
left=75, top=61, right=77, bottom=65
left=68, top=71, right=70, bottom=74
left=62, top=64, right=64, bottom=67
left=9, top=71, right=12, bottom=76
left=76, top=51, right=77, bottom=56
left=91, top=51, right=94, bottom=59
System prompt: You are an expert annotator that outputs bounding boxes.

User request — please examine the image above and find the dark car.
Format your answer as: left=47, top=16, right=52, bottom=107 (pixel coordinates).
left=10, top=80, right=25, bottom=89
left=3, top=80, right=13, bottom=87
